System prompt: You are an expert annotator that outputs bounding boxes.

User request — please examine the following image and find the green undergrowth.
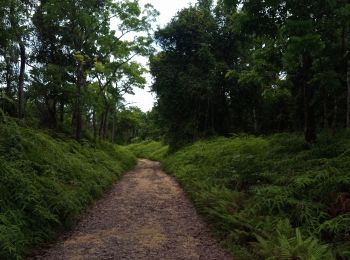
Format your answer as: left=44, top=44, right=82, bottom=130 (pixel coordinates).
left=128, top=132, right=350, bottom=259
left=0, top=121, right=136, bottom=259
left=127, top=140, right=169, bottom=161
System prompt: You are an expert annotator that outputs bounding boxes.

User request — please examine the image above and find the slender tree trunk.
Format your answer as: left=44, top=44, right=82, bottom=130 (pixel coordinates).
left=52, top=99, right=57, bottom=129
left=18, top=41, right=26, bottom=119
left=99, top=111, right=105, bottom=139
left=59, top=96, right=64, bottom=128
left=323, top=99, right=328, bottom=129
left=111, top=113, right=115, bottom=143
left=93, top=109, right=97, bottom=142
left=304, top=84, right=317, bottom=143
left=5, top=57, right=12, bottom=96
left=75, top=84, right=82, bottom=140
left=253, top=108, right=258, bottom=133
left=346, top=57, right=350, bottom=128
left=103, top=106, right=110, bottom=139
left=74, top=62, right=85, bottom=140
left=332, top=97, right=338, bottom=130
left=45, top=97, right=57, bottom=128
left=302, top=55, right=317, bottom=143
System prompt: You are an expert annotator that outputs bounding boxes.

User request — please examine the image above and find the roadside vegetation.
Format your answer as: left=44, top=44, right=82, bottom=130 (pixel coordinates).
left=128, top=133, right=350, bottom=259
left=0, top=1, right=155, bottom=257
left=0, top=121, right=136, bottom=259
left=2, top=0, right=350, bottom=259
left=128, top=141, right=168, bottom=161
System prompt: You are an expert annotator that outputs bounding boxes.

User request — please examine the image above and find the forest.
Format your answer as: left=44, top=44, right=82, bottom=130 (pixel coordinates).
left=1, top=0, right=350, bottom=259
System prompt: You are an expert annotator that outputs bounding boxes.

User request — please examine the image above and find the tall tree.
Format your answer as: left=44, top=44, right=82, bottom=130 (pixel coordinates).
left=29, top=0, right=156, bottom=139
left=0, top=0, right=34, bottom=118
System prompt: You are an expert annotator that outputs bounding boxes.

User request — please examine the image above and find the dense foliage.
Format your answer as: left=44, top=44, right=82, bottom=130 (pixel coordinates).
left=150, top=0, right=350, bottom=146
left=114, top=106, right=164, bottom=144
left=128, top=140, right=168, bottom=161
left=0, top=0, right=157, bottom=141
left=129, top=134, right=350, bottom=259
left=0, top=121, right=136, bottom=259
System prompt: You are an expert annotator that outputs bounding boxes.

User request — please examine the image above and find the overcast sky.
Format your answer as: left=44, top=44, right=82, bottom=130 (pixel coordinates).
left=123, top=0, right=197, bottom=112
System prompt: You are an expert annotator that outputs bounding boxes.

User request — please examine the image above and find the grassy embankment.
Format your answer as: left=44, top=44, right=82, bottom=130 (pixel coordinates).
left=0, top=121, right=136, bottom=259
left=128, top=134, right=350, bottom=259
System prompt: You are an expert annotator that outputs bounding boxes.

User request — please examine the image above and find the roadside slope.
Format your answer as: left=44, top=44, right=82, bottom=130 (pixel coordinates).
left=128, top=134, right=350, bottom=259
left=0, top=122, right=136, bottom=259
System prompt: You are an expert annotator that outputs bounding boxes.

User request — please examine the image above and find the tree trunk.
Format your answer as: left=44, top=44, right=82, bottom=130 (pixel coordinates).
left=253, top=108, right=258, bottom=133
left=99, top=111, right=105, bottom=139
left=346, top=58, right=350, bottom=128
left=93, top=109, right=97, bottom=142
left=323, top=99, right=328, bottom=129
left=103, top=107, right=110, bottom=139
left=44, top=97, right=57, bottom=128
left=332, top=97, right=338, bottom=130
left=59, top=96, right=64, bottom=129
left=52, top=99, right=57, bottom=129
left=304, top=84, right=317, bottom=143
left=302, top=55, right=317, bottom=143
left=18, top=41, right=26, bottom=119
left=5, top=57, right=12, bottom=96
left=74, top=62, right=85, bottom=140
left=111, top=113, right=115, bottom=143
left=75, top=84, right=82, bottom=140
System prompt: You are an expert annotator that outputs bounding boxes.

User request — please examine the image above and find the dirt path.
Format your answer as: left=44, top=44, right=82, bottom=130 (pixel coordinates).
left=30, top=159, right=232, bottom=260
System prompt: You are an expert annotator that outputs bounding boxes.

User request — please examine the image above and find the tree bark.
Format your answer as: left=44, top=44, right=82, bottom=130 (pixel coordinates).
left=332, top=97, right=338, bottom=130
left=18, top=41, right=26, bottom=119
left=304, top=85, right=316, bottom=143
left=253, top=107, right=258, bottom=133
left=5, top=57, right=12, bottom=96
left=59, top=96, right=64, bottom=129
left=347, top=57, right=350, bottom=128
left=93, top=109, right=97, bottom=142
left=102, top=106, right=110, bottom=139
left=111, top=113, right=115, bottom=143
left=302, top=54, right=317, bottom=143
left=44, top=97, right=57, bottom=128
left=99, top=111, right=105, bottom=139
left=323, top=99, right=328, bottom=129
left=74, top=62, right=85, bottom=140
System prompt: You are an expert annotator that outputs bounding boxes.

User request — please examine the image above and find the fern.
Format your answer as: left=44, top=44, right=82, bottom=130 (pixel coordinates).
left=0, top=93, right=15, bottom=122
left=0, top=122, right=136, bottom=259
left=318, top=214, right=350, bottom=240
left=254, top=220, right=335, bottom=260
left=130, top=132, right=350, bottom=258
left=251, top=185, right=293, bottom=214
